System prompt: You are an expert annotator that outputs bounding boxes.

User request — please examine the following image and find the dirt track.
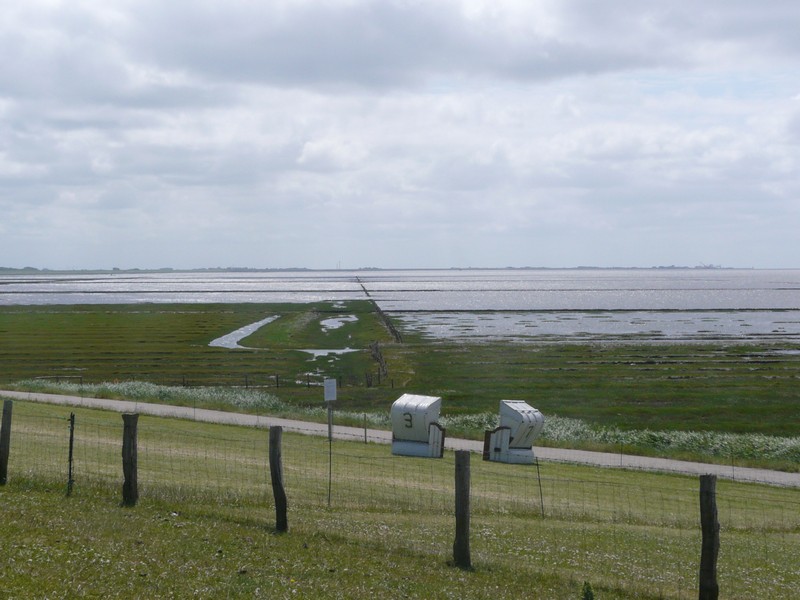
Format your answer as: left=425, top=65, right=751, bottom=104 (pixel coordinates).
left=2, top=389, right=798, bottom=488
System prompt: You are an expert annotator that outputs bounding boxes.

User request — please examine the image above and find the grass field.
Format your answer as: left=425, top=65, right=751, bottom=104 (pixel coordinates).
left=1, top=301, right=799, bottom=468
left=0, top=302, right=389, bottom=391
left=3, top=400, right=799, bottom=599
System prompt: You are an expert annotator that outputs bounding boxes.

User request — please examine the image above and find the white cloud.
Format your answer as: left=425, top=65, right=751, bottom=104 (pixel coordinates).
left=297, top=137, right=368, bottom=171
left=1, top=0, right=800, bottom=268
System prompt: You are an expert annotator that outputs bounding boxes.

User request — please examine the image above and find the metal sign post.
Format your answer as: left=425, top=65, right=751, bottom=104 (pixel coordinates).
left=324, top=378, right=337, bottom=507
left=324, top=378, right=337, bottom=441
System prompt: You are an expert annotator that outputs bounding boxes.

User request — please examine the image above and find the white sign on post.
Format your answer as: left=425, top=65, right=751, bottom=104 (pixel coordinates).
left=324, top=378, right=337, bottom=402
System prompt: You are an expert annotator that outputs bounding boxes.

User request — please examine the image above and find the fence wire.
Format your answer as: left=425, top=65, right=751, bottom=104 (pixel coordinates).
left=5, top=401, right=799, bottom=599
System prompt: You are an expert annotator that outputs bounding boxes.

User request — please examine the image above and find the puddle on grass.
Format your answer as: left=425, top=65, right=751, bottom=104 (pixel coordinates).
left=211, top=316, right=360, bottom=363
left=208, top=316, right=279, bottom=349
left=320, top=315, right=358, bottom=331
left=297, top=348, right=359, bottom=358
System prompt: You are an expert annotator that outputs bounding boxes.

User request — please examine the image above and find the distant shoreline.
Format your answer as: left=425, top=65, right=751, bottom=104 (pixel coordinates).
left=0, top=265, right=758, bottom=276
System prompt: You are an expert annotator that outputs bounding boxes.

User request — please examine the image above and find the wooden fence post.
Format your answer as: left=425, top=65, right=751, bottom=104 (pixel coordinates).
left=269, top=426, right=288, bottom=533
left=699, top=474, right=720, bottom=600
left=67, top=412, right=75, bottom=496
left=453, top=450, right=472, bottom=569
left=0, top=400, right=12, bottom=485
left=121, top=413, right=139, bottom=506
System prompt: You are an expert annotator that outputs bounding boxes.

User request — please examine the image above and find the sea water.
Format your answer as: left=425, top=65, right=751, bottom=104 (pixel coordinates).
left=2, top=269, right=799, bottom=343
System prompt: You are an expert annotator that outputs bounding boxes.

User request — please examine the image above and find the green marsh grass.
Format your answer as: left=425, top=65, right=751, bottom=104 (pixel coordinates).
left=0, top=302, right=392, bottom=392
left=2, top=302, right=799, bottom=468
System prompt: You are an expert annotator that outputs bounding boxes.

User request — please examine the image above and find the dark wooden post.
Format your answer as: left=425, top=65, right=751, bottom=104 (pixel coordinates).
left=269, top=426, right=288, bottom=533
left=121, top=413, right=139, bottom=506
left=67, top=412, right=76, bottom=496
left=699, top=474, right=720, bottom=600
left=453, top=450, right=472, bottom=569
left=0, top=400, right=13, bottom=485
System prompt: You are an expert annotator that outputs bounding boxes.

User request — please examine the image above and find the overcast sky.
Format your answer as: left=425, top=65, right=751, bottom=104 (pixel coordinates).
left=2, top=0, right=799, bottom=270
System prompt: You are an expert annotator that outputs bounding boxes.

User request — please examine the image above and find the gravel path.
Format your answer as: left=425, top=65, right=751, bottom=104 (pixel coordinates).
left=3, top=389, right=798, bottom=488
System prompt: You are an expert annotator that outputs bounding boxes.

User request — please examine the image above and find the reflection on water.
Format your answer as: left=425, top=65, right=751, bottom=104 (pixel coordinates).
left=208, top=315, right=279, bottom=349
left=320, top=315, right=358, bottom=331
left=297, top=348, right=359, bottom=358
left=395, top=310, right=800, bottom=343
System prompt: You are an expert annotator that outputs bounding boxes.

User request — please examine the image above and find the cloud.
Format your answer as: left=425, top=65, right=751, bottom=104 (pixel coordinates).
left=125, top=0, right=800, bottom=89
left=1, top=0, right=800, bottom=269
left=5, top=1, right=800, bottom=103
left=297, top=137, right=368, bottom=171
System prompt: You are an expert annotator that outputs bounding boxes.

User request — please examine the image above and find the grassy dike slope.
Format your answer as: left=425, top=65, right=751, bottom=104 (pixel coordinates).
left=2, top=400, right=798, bottom=599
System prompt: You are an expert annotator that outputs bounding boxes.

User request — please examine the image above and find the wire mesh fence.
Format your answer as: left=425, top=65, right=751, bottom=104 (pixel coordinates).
left=3, top=399, right=799, bottom=599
